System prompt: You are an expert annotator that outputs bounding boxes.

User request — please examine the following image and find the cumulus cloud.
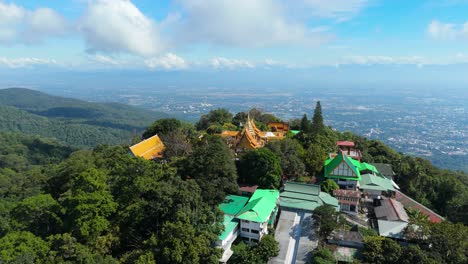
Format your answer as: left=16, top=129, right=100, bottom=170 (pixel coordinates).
left=304, top=0, right=369, bottom=21
left=427, top=20, right=468, bottom=40
left=80, top=0, right=165, bottom=57
left=0, top=57, right=58, bottom=68
left=0, top=2, right=68, bottom=44
left=145, top=53, right=188, bottom=70
left=174, top=0, right=332, bottom=47
left=211, top=57, right=255, bottom=69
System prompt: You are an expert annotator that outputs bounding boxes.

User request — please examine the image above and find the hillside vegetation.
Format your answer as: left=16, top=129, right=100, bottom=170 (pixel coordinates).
left=0, top=98, right=466, bottom=263
left=0, top=88, right=168, bottom=148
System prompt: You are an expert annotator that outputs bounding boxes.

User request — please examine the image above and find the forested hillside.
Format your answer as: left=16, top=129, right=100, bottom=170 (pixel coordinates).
left=0, top=105, right=466, bottom=263
left=0, top=88, right=168, bottom=148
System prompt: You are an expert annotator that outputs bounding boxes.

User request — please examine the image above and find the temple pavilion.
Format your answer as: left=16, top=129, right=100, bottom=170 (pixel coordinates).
left=129, top=134, right=166, bottom=160
left=220, top=116, right=284, bottom=153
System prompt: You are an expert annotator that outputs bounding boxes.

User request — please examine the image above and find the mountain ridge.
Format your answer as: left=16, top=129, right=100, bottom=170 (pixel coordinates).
left=0, top=88, right=168, bottom=148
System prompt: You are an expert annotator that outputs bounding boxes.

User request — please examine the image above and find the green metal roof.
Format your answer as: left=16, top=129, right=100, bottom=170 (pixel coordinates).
left=279, top=182, right=339, bottom=211
left=359, top=174, right=395, bottom=192
left=219, top=215, right=239, bottom=240
left=319, top=192, right=340, bottom=208
left=359, top=162, right=379, bottom=173
left=324, top=152, right=361, bottom=181
left=280, top=191, right=318, bottom=201
left=284, top=182, right=320, bottom=196
left=280, top=197, right=323, bottom=211
left=219, top=195, right=249, bottom=216
left=236, top=189, right=279, bottom=223
left=291, top=130, right=300, bottom=135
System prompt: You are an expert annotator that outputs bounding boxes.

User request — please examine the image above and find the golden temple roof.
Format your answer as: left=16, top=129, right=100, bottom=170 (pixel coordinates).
left=129, top=134, right=165, bottom=160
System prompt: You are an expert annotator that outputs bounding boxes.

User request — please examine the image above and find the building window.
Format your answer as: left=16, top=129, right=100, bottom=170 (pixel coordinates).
left=251, top=230, right=259, bottom=234
left=241, top=228, right=249, bottom=232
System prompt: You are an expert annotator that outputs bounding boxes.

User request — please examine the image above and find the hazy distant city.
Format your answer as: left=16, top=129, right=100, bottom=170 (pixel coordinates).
left=43, top=85, right=467, bottom=172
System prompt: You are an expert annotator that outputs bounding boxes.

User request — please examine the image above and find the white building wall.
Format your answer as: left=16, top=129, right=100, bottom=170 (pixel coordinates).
left=240, top=220, right=269, bottom=241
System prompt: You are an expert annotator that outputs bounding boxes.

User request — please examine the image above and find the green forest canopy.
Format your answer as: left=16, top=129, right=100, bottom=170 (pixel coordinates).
left=0, top=104, right=466, bottom=263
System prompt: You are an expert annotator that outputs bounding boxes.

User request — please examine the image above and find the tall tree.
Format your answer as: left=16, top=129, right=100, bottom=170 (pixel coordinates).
left=256, top=234, right=279, bottom=262
left=142, top=118, right=182, bottom=139
left=238, top=148, right=283, bottom=189
left=0, top=231, right=50, bottom=263
left=266, top=139, right=306, bottom=180
left=60, top=168, right=117, bottom=244
left=196, top=108, right=233, bottom=130
left=300, top=114, right=311, bottom=133
left=312, top=205, right=340, bottom=241
left=304, top=144, right=327, bottom=176
left=178, top=135, right=238, bottom=204
left=12, top=194, right=63, bottom=237
left=311, top=101, right=324, bottom=134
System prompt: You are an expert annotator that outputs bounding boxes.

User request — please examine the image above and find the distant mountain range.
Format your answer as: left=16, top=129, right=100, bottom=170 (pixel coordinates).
left=0, top=88, right=168, bottom=148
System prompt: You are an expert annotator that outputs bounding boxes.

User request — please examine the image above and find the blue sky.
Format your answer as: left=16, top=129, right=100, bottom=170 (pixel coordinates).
left=1, top=0, right=468, bottom=74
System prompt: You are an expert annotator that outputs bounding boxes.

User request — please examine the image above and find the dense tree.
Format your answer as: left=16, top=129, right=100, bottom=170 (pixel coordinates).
left=142, top=118, right=182, bottom=139
left=157, top=218, right=220, bottom=264
left=0, top=231, right=50, bottom=263
left=238, top=148, right=283, bottom=189
left=229, top=242, right=259, bottom=264
left=11, top=194, right=63, bottom=237
left=60, top=168, right=117, bottom=243
left=320, top=179, right=339, bottom=194
left=232, top=112, right=248, bottom=128
left=266, top=139, right=306, bottom=180
left=300, top=114, right=311, bottom=133
left=312, top=205, right=340, bottom=241
left=304, top=144, right=327, bottom=176
left=361, top=236, right=385, bottom=264
left=196, top=108, right=233, bottom=130
left=178, top=135, right=238, bottom=204
left=256, top=234, right=279, bottom=262
left=310, top=246, right=335, bottom=264
left=400, top=245, right=437, bottom=264
left=362, top=236, right=403, bottom=264
left=424, top=222, right=468, bottom=264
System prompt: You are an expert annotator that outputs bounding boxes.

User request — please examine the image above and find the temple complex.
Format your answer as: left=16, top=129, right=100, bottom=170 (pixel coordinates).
left=220, top=116, right=285, bottom=153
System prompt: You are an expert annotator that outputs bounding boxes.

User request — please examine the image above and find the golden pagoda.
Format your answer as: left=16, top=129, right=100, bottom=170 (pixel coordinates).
left=220, top=115, right=285, bottom=153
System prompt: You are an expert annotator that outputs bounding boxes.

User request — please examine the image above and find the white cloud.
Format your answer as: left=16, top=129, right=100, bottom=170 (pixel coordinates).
left=0, top=57, right=58, bottom=68
left=339, top=55, right=425, bottom=66
left=304, top=0, right=369, bottom=21
left=90, top=54, right=121, bottom=65
left=80, top=0, right=165, bottom=57
left=0, top=2, right=68, bottom=44
left=175, top=0, right=332, bottom=47
left=145, top=53, right=188, bottom=70
left=427, top=20, right=468, bottom=40
left=211, top=57, right=255, bottom=69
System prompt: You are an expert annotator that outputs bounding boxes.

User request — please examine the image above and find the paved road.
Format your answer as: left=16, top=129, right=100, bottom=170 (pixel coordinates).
left=293, top=212, right=317, bottom=264
left=269, top=210, right=298, bottom=264
left=268, top=210, right=318, bottom=264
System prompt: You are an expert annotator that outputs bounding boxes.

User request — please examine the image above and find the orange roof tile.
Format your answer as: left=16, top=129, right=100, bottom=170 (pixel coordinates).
left=220, top=131, right=240, bottom=137
left=129, top=134, right=165, bottom=160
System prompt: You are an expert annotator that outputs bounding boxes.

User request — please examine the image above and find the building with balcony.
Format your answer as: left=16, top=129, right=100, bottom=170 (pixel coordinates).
left=236, top=189, right=280, bottom=242
left=216, top=195, right=249, bottom=263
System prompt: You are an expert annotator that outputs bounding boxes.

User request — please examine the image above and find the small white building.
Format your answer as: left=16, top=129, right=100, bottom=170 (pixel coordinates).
left=236, top=189, right=280, bottom=243
left=217, top=195, right=249, bottom=263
